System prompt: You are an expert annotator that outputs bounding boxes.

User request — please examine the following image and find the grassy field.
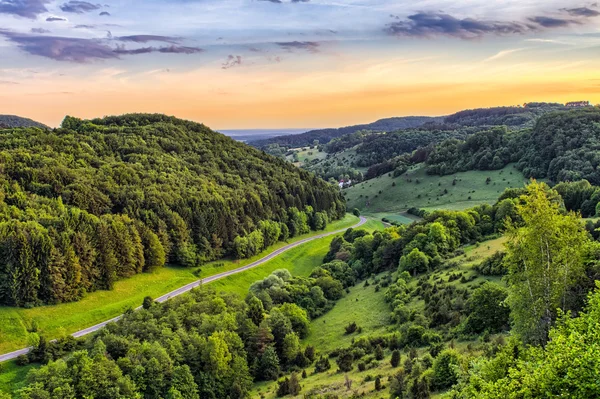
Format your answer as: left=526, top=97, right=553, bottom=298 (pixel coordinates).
left=345, top=163, right=529, bottom=216
left=209, top=219, right=384, bottom=297
left=287, top=147, right=328, bottom=165
left=0, top=215, right=362, bottom=355
left=304, top=273, right=391, bottom=352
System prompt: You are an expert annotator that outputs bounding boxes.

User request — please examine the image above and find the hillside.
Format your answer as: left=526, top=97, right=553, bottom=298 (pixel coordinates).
left=345, top=163, right=530, bottom=217
left=0, top=114, right=345, bottom=308
left=0, top=115, right=48, bottom=129
left=250, top=116, right=441, bottom=148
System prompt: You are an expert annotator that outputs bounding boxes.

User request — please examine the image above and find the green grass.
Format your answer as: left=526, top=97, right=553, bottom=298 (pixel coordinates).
left=287, top=147, right=328, bottom=164
left=209, top=218, right=385, bottom=297
left=304, top=273, right=391, bottom=352
left=345, top=163, right=529, bottom=215
left=0, top=215, right=362, bottom=355
left=0, top=362, right=34, bottom=394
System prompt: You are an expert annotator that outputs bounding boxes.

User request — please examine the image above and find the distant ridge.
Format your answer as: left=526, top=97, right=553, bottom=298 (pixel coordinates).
left=0, top=114, right=49, bottom=129
left=249, top=116, right=442, bottom=148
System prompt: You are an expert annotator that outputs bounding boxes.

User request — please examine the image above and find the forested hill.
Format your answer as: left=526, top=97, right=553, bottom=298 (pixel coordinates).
left=0, top=114, right=345, bottom=307
left=0, top=114, right=48, bottom=129
left=250, top=116, right=441, bottom=148
left=425, top=108, right=600, bottom=184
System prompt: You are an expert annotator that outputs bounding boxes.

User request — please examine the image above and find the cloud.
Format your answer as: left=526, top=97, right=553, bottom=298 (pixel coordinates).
left=31, top=27, right=50, bottom=33
left=116, top=35, right=180, bottom=44
left=222, top=54, right=242, bottom=69
left=114, top=44, right=203, bottom=55
left=74, top=24, right=95, bottom=28
left=385, top=12, right=532, bottom=39
left=563, top=7, right=600, bottom=17
left=0, top=30, right=202, bottom=62
left=46, top=16, right=67, bottom=21
left=276, top=41, right=319, bottom=53
left=60, top=1, right=100, bottom=13
left=157, top=45, right=202, bottom=54
left=0, top=80, right=19, bottom=85
left=0, top=30, right=117, bottom=62
left=483, top=48, right=526, bottom=62
left=258, top=0, right=309, bottom=3
left=99, top=10, right=109, bottom=16
left=528, top=16, right=579, bottom=28
left=0, top=0, right=50, bottom=19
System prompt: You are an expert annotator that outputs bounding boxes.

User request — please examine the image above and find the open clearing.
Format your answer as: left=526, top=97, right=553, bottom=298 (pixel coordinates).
left=345, top=164, right=529, bottom=216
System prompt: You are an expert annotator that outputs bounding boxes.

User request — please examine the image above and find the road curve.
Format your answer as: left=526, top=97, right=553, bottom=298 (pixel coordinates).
left=0, top=216, right=367, bottom=362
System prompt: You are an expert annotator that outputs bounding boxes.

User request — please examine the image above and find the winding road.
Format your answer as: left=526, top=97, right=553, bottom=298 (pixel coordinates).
left=0, top=216, right=367, bottom=362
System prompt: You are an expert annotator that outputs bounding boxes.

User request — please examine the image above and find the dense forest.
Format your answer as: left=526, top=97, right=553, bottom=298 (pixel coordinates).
left=0, top=115, right=48, bottom=129
left=426, top=108, right=600, bottom=185
left=9, top=181, right=600, bottom=398
left=0, top=114, right=345, bottom=307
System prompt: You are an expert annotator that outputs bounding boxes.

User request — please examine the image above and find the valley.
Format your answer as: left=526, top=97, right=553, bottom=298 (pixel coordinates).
left=2, top=105, right=600, bottom=399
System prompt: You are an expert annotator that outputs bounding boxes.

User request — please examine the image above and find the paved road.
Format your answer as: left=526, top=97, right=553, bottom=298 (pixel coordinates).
left=0, top=216, right=367, bottom=362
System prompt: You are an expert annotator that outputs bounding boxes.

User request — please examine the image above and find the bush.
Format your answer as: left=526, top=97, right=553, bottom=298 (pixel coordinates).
left=345, top=322, right=358, bottom=335
left=15, top=354, right=29, bottom=366
left=314, top=356, right=331, bottom=373
left=336, top=351, right=354, bottom=372
left=352, top=208, right=361, bottom=217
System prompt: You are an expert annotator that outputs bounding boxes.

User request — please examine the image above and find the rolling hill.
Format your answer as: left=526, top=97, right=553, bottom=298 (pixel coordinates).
left=250, top=116, right=442, bottom=148
left=0, top=115, right=48, bottom=129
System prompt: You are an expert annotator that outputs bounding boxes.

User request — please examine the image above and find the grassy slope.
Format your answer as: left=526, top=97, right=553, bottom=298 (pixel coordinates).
left=345, top=164, right=529, bottom=217
left=287, top=147, right=328, bottom=164
left=304, top=274, right=391, bottom=352
left=251, top=236, right=508, bottom=399
left=0, top=215, right=361, bottom=355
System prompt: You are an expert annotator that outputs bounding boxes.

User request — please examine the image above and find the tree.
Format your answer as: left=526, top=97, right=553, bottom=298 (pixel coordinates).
left=375, top=344, right=384, bottom=360
left=282, top=333, right=301, bottom=366
left=352, top=208, right=360, bottom=217
left=259, top=346, right=280, bottom=381
left=464, top=283, right=509, bottom=334
left=399, top=248, right=430, bottom=276
left=432, top=349, right=460, bottom=390
left=247, top=295, right=265, bottom=326
left=505, top=181, right=590, bottom=346
left=374, top=376, right=382, bottom=391
left=391, top=349, right=401, bottom=367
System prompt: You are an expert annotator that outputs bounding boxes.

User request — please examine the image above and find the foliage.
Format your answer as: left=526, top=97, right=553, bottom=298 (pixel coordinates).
left=0, top=114, right=344, bottom=307
left=505, top=181, right=590, bottom=345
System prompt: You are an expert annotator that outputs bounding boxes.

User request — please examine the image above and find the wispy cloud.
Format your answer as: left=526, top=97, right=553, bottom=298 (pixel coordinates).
left=385, top=12, right=532, bottom=39
left=483, top=48, right=527, bottom=62
left=222, top=54, right=242, bottom=69
left=276, top=41, right=320, bottom=53
left=0, top=30, right=203, bottom=62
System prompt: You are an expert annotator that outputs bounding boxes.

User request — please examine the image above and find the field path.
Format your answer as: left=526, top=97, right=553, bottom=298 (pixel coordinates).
left=0, top=216, right=367, bottom=362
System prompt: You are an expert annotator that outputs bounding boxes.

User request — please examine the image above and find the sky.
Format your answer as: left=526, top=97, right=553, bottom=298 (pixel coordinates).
left=1, top=1, right=600, bottom=129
